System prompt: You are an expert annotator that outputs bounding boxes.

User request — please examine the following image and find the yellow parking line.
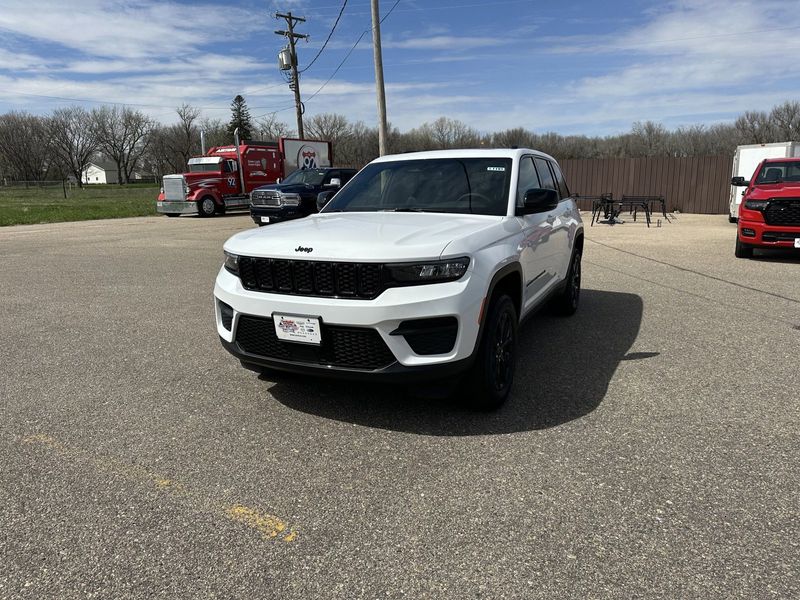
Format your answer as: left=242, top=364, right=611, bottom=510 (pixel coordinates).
left=18, top=433, right=298, bottom=543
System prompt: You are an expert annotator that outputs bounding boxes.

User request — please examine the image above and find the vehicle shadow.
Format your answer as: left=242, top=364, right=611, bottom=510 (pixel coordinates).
left=267, top=289, right=645, bottom=436
left=751, top=248, right=800, bottom=262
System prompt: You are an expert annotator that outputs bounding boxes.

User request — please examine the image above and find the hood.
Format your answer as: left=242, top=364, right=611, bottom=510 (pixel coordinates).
left=224, top=212, right=503, bottom=261
left=749, top=181, right=800, bottom=197
left=256, top=182, right=319, bottom=194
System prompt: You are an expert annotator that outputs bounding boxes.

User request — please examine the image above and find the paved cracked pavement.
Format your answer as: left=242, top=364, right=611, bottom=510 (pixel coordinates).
left=0, top=212, right=798, bottom=598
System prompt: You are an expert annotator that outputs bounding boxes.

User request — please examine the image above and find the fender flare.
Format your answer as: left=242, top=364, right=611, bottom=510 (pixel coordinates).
left=471, top=262, right=524, bottom=356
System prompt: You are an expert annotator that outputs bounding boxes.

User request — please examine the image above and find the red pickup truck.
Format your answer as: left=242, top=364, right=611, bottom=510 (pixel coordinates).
left=733, top=157, right=800, bottom=258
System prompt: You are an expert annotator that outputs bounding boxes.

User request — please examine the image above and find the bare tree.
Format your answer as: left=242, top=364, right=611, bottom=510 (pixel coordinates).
left=735, top=110, right=774, bottom=144
left=336, top=121, right=380, bottom=167
left=199, top=117, right=230, bottom=149
left=0, top=112, right=53, bottom=181
left=49, top=107, right=99, bottom=188
left=171, top=103, right=202, bottom=164
left=142, top=104, right=202, bottom=178
left=256, top=114, right=295, bottom=141
left=629, top=121, right=671, bottom=157
left=91, top=106, right=154, bottom=184
left=769, top=101, right=800, bottom=140
left=305, top=113, right=351, bottom=143
left=491, top=127, right=535, bottom=149
left=428, top=117, right=480, bottom=149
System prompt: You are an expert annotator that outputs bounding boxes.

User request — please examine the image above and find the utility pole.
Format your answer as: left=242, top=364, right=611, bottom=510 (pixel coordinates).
left=275, top=12, right=308, bottom=139
left=371, top=0, right=389, bottom=155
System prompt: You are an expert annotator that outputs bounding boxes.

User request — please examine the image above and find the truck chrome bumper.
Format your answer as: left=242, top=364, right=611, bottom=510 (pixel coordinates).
left=157, top=201, right=197, bottom=215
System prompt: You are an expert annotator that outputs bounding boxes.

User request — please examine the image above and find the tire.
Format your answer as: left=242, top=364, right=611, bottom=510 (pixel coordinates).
left=165, top=213, right=180, bottom=218
left=463, top=294, right=518, bottom=411
left=551, top=248, right=582, bottom=316
left=728, top=215, right=738, bottom=224
left=734, top=236, right=753, bottom=259
left=197, top=196, right=216, bottom=217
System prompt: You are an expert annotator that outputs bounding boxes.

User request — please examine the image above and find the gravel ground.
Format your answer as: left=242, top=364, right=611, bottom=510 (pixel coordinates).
left=0, top=212, right=798, bottom=599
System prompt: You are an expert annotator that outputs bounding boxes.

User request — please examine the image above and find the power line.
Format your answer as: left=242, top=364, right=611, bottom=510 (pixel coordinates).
left=303, top=0, right=400, bottom=104
left=299, top=0, right=348, bottom=74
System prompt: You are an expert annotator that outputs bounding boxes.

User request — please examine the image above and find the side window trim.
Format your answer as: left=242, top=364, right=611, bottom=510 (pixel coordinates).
left=549, top=160, right=570, bottom=198
left=533, top=157, right=557, bottom=194
left=516, top=155, right=540, bottom=207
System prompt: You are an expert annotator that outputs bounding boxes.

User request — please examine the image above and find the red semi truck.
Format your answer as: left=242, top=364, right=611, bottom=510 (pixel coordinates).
left=156, top=136, right=332, bottom=217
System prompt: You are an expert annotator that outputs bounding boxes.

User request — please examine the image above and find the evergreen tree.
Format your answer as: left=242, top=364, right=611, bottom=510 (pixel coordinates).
left=227, top=95, right=253, bottom=141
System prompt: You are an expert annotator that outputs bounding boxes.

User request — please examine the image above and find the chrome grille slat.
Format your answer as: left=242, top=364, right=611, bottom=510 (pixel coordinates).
left=163, top=176, right=186, bottom=201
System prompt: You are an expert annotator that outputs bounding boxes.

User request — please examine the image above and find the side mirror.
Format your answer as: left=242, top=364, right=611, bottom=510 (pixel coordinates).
left=731, top=176, right=749, bottom=187
left=325, top=177, right=342, bottom=188
left=276, top=177, right=282, bottom=184
left=517, top=188, right=558, bottom=215
left=317, top=190, right=336, bottom=212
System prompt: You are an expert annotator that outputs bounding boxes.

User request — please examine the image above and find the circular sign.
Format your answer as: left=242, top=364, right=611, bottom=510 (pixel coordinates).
left=298, top=145, right=318, bottom=169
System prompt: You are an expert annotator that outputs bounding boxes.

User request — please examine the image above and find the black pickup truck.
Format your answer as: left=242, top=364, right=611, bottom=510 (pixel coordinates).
left=249, top=167, right=357, bottom=226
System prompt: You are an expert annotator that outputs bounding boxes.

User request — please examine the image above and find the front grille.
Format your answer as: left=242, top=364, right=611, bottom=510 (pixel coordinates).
left=764, top=198, right=800, bottom=226
left=239, top=258, right=385, bottom=299
left=251, top=190, right=282, bottom=206
left=235, top=315, right=396, bottom=370
left=163, top=177, right=186, bottom=201
left=762, top=231, right=800, bottom=242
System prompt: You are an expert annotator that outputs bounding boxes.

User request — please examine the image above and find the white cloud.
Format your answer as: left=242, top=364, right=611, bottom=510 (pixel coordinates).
left=0, top=0, right=266, bottom=60
left=383, top=35, right=498, bottom=50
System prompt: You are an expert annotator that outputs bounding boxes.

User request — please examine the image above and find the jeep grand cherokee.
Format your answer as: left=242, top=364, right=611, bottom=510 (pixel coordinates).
left=215, top=149, right=584, bottom=409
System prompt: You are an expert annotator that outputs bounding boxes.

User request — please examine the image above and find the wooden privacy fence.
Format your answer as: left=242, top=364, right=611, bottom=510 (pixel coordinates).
left=560, top=155, right=733, bottom=214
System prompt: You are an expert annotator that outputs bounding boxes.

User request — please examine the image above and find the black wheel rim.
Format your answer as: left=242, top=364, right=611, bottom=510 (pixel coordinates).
left=491, top=309, right=514, bottom=392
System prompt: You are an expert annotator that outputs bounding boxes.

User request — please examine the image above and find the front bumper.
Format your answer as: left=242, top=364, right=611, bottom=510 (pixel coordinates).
left=214, top=265, right=484, bottom=378
left=738, top=218, right=800, bottom=248
left=250, top=205, right=304, bottom=225
left=157, top=201, right=197, bottom=215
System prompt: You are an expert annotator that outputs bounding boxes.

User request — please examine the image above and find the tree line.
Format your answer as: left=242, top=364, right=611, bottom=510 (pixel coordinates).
left=2, top=98, right=799, bottom=185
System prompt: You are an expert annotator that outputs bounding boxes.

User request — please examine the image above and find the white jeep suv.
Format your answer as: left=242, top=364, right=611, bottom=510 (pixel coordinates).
left=214, top=149, right=583, bottom=409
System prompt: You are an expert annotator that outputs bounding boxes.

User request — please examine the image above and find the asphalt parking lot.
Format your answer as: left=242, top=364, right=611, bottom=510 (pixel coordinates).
left=1, top=212, right=798, bottom=599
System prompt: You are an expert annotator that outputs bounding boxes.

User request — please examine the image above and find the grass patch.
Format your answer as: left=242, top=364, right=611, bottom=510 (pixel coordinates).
left=0, top=183, right=160, bottom=226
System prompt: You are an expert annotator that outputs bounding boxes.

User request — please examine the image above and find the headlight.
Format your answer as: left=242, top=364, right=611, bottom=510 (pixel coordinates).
left=281, top=193, right=301, bottom=207
left=386, top=257, right=469, bottom=284
left=744, top=199, right=769, bottom=210
left=224, top=251, right=240, bottom=275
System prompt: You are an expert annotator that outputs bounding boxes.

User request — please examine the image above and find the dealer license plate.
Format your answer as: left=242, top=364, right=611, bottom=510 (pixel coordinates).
left=795, top=238, right=800, bottom=248
left=260, top=216, right=270, bottom=223
left=273, top=314, right=321, bottom=345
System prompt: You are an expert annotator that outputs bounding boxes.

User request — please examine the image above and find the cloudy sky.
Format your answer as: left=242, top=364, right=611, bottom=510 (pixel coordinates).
left=0, top=0, right=798, bottom=136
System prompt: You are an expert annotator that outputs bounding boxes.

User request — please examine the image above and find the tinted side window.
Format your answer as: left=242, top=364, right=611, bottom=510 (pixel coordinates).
left=341, top=170, right=356, bottom=184
left=533, top=158, right=556, bottom=193
left=516, top=157, right=540, bottom=206
left=550, top=161, right=570, bottom=198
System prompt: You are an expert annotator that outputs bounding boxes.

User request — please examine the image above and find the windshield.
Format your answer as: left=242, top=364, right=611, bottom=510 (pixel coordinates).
left=282, top=169, right=327, bottom=186
left=188, top=163, right=221, bottom=173
left=755, top=161, right=800, bottom=183
left=322, top=158, right=512, bottom=216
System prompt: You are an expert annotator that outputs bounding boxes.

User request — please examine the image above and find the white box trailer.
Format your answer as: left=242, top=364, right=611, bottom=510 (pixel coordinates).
left=729, top=141, right=800, bottom=221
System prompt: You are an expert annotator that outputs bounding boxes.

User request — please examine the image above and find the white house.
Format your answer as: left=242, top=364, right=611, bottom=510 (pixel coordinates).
left=81, top=162, right=118, bottom=185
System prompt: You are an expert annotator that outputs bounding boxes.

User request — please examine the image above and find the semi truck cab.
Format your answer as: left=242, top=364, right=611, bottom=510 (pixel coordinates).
left=157, top=143, right=282, bottom=218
